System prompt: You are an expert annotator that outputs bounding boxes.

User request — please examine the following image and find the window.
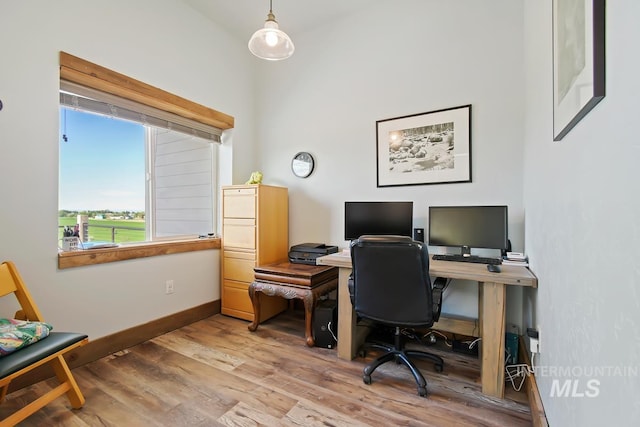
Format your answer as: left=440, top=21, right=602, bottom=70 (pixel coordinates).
left=57, top=52, right=233, bottom=267
left=148, top=127, right=216, bottom=239
left=59, top=105, right=217, bottom=243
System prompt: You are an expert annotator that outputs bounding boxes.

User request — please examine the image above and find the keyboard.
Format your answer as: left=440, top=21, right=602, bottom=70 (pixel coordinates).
left=432, top=254, right=502, bottom=265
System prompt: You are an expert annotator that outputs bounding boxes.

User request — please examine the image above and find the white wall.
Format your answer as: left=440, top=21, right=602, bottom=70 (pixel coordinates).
left=523, top=0, right=640, bottom=425
left=0, top=0, right=255, bottom=339
left=252, top=0, right=527, bottom=325
left=7, top=3, right=637, bottom=423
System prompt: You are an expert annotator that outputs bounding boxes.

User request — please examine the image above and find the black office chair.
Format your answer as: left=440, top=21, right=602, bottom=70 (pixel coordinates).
left=348, top=235, right=444, bottom=397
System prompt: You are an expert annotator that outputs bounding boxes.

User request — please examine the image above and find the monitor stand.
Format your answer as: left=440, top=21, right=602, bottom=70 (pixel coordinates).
left=461, top=246, right=471, bottom=257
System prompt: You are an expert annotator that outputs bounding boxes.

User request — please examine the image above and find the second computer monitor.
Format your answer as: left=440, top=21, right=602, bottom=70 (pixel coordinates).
left=428, top=205, right=508, bottom=255
left=344, top=201, right=413, bottom=241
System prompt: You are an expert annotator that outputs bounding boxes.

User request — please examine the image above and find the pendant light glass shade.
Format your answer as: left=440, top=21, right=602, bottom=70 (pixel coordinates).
left=248, top=4, right=294, bottom=61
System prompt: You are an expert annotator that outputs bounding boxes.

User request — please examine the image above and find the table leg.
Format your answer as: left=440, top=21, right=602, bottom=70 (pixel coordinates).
left=480, top=281, right=506, bottom=398
left=302, top=292, right=316, bottom=347
left=248, top=282, right=261, bottom=332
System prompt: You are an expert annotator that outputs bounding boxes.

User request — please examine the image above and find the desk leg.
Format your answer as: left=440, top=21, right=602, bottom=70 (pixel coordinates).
left=337, top=267, right=356, bottom=360
left=480, top=281, right=506, bottom=398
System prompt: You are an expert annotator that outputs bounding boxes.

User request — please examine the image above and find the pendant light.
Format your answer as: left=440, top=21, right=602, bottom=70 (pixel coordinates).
left=248, top=0, right=295, bottom=61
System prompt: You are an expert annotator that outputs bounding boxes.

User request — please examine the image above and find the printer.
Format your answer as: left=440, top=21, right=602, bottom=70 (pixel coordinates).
left=288, top=243, right=339, bottom=265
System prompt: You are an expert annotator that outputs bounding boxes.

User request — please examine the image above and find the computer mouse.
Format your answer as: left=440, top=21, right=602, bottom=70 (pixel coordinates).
left=487, top=264, right=501, bottom=273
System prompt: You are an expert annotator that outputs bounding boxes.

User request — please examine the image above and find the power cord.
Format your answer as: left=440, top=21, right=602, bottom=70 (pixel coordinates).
left=423, top=330, right=452, bottom=347
left=401, top=328, right=423, bottom=344
left=327, top=321, right=338, bottom=343
left=453, top=334, right=482, bottom=350
left=467, top=337, right=481, bottom=349
left=504, top=351, right=537, bottom=392
left=505, top=363, right=532, bottom=392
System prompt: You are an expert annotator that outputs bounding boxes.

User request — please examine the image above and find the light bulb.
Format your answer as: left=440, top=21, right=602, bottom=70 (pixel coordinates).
left=265, top=31, right=278, bottom=47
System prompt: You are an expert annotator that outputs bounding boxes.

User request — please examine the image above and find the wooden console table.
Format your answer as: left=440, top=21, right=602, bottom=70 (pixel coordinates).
left=248, top=262, right=338, bottom=347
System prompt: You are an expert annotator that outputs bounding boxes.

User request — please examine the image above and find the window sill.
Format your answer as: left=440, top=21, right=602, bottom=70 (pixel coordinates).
left=57, top=238, right=221, bottom=269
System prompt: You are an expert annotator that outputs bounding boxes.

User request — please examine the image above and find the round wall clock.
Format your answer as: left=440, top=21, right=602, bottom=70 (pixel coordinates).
left=291, top=152, right=315, bottom=178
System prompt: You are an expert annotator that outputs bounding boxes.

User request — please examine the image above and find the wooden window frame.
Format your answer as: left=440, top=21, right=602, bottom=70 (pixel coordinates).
left=58, top=52, right=232, bottom=268
left=58, top=238, right=221, bottom=269
left=59, top=52, right=234, bottom=130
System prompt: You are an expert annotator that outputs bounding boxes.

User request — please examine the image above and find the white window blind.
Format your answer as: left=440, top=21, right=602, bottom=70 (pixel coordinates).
left=60, top=80, right=222, bottom=143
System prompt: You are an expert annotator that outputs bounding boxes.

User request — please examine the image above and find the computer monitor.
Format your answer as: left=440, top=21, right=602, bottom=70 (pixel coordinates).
left=428, top=205, right=508, bottom=255
left=344, top=201, right=413, bottom=241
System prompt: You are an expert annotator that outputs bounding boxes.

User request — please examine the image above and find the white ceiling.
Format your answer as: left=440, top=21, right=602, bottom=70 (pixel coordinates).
left=181, top=0, right=371, bottom=42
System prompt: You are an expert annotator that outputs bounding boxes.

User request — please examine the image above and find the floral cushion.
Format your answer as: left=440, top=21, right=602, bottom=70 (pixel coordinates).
left=0, top=318, right=53, bottom=356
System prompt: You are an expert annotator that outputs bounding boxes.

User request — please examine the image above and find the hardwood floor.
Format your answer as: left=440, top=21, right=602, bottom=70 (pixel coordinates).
left=1, top=311, right=532, bottom=426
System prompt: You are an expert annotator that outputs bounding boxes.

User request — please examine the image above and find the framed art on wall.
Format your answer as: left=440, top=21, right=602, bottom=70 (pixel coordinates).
left=376, top=105, right=471, bottom=187
left=553, top=0, right=606, bottom=141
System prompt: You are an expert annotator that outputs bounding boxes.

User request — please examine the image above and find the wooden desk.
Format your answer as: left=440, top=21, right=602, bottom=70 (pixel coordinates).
left=316, top=252, right=537, bottom=399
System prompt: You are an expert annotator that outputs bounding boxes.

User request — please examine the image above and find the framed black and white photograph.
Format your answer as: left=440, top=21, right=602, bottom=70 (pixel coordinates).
left=553, top=0, right=605, bottom=141
left=376, top=105, right=471, bottom=187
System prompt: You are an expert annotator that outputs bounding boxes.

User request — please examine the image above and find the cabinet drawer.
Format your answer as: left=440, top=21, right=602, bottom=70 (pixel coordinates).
left=223, top=250, right=255, bottom=260
left=223, top=256, right=256, bottom=282
left=222, top=280, right=254, bottom=314
left=223, top=188, right=256, bottom=218
left=223, top=218, right=255, bottom=227
left=223, top=223, right=256, bottom=250
left=221, top=279, right=288, bottom=322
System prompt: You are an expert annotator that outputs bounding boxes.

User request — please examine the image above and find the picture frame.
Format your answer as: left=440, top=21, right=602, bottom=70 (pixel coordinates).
left=553, top=0, right=606, bottom=141
left=376, top=105, right=471, bottom=187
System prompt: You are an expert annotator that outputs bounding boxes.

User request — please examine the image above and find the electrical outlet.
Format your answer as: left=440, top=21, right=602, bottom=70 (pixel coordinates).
left=527, top=327, right=540, bottom=354
left=537, top=326, right=541, bottom=353
left=165, top=280, right=174, bottom=294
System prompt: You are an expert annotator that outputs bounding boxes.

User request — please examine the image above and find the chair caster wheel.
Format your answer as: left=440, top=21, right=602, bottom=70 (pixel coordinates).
left=418, top=387, right=427, bottom=397
left=435, top=364, right=443, bottom=373
left=363, top=374, right=372, bottom=385
left=358, top=349, right=366, bottom=358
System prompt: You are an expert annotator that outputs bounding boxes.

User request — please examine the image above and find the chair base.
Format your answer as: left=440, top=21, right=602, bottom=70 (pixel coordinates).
left=360, top=328, right=444, bottom=397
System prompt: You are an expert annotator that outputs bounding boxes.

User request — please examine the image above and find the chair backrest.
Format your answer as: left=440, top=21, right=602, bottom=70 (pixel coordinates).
left=0, top=261, right=44, bottom=322
left=350, top=235, right=434, bottom=327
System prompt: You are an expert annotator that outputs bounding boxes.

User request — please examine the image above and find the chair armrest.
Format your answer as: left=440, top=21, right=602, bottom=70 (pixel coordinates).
left=348, top=273, right=355, bottom=306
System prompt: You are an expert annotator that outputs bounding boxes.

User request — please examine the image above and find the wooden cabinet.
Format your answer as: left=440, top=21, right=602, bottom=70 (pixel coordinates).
left=221, top=184, right=289, bottom=321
